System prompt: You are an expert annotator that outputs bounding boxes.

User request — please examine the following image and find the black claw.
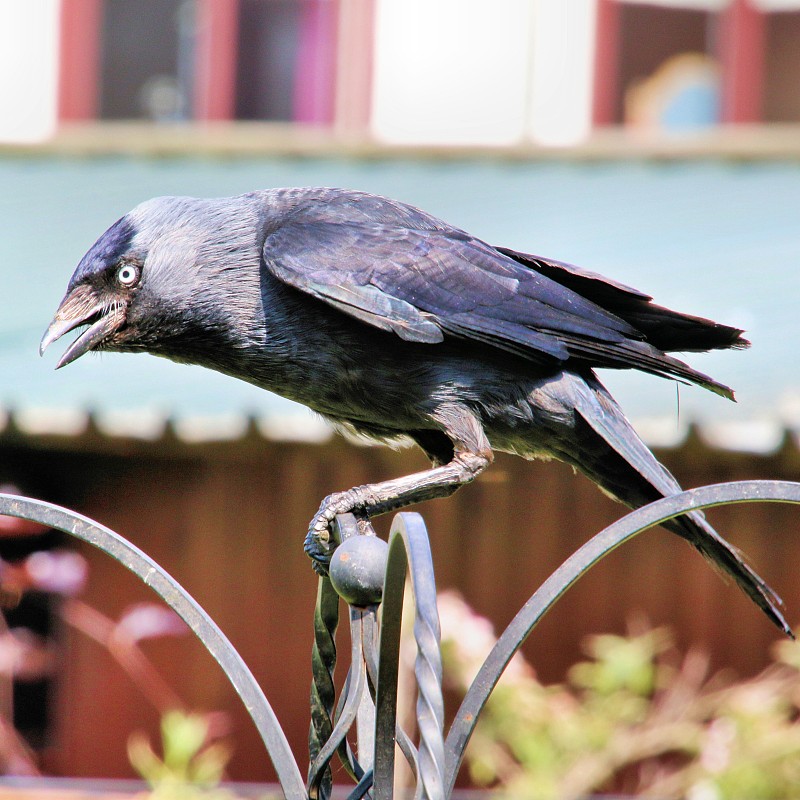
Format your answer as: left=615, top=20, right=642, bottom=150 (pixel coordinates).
left=310, top=559, right=330, bottom=577
left=304, top=528, right=333, bottom=576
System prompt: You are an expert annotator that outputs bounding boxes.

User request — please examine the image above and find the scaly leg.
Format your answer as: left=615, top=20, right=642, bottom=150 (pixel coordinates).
left=304, top=404, right=493, bottom=572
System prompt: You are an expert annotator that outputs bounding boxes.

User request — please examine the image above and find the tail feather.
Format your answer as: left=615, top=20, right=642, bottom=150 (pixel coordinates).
left=554, top=372, right=792, bottom=637
left=668, top=511, right=791, bottom=638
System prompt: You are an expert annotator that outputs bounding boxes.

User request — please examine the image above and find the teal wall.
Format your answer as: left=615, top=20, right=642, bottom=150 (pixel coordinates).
left=2, top=155, right=799, bottom=432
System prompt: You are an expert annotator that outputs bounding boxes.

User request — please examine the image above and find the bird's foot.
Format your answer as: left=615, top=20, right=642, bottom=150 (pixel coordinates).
left=304, top=487, right=377, bottom=575
left=304, top=529, right=333, bottom=576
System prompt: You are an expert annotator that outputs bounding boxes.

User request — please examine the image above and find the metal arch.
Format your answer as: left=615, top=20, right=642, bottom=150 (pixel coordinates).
left=374, top=512, right=445, bottom=800
left=444, top=479, right=800, bottom=795
left=0, top=494, right=307, bottom=800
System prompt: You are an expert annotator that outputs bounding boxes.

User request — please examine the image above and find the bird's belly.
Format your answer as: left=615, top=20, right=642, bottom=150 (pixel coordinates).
left=248, top=354, right=432, bottom=435
left=300, top=376, right=428, bottom=434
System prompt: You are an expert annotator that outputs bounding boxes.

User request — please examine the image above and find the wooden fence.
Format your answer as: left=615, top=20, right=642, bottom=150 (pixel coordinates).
left=0, top=426, right=798, bottom=781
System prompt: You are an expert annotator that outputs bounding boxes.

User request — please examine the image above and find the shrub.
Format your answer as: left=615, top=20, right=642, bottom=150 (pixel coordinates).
left=438, top=591, right=800, bottom=799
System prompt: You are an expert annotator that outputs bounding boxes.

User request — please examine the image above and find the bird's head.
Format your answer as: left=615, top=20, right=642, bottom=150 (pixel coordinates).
left=40, top=195, right=261, bottom=368
left=40, top=213, right=145, bottom=367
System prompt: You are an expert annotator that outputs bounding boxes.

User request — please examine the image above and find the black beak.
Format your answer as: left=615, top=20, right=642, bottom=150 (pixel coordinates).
left=40, top=286, right=125, bottom=369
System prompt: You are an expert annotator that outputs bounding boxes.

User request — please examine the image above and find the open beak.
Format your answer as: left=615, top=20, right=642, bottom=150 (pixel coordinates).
left=40, top=285, right=126, bottom=369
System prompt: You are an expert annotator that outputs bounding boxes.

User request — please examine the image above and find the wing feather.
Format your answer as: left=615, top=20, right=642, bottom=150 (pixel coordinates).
left=261, top=192, right=735, bottom=397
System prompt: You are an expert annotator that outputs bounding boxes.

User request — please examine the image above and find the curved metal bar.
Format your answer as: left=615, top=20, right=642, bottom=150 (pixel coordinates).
left=373, top=521, right=409, bottom=800
left=362, top=609, right=380, bottom=697
left=326, top=653, right=364, bottom=785
left=444, top=479, right=800, bottom=795
left=362, top=625, right=421, bottom=781
left=308, top=609, right=368, bottom=794
left=347, top=768, right=375, bottom=800
left=328, top=665, right=362, bottom=782
left=374, top=513, right=445, bottom=800
left=355, top=607, right=378, bottom=775
left=0, top=494, right=307, bottom=800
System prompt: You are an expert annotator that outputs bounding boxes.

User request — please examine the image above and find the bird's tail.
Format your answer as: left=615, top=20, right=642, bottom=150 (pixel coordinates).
left=549, top=373, right=792, bottom=638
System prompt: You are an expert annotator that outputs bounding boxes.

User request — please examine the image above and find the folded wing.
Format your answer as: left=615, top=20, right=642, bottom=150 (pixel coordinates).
left=263, top=194, right=740, bottom=398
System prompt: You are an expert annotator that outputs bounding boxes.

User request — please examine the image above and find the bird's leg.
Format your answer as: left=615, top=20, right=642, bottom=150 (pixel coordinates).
left=304, top=451, right=490, bottom=570
left=305, top=404, right=492, bottom=572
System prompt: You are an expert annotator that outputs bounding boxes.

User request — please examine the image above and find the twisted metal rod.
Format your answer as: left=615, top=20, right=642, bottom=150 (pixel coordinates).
left=443, top=479, right=800, bottom=796
left=313, top=593, right=383, bottom=800
left=0, top=494, right=307, bottom=800
left=309, top=575, right=340, bottom=800
left=401, top=516, right=445, bottom=800
left=309, top=513, right=372, bottom=797
left=374, top=513, right=445, bottom=800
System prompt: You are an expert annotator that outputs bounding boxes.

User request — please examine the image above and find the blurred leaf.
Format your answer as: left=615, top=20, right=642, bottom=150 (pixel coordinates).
left=23, top=550, right=88, bottom=595
left=437, top=592, right=800, bottom=799
left=117, top=603, right=187, bottom=643
left=128, top=731, right=166, bottom=786
left=189, top=742, right=231, bottom=786
left=129, top=711, right=233, bottom=799
left=161, top=712, right=209, bottom=774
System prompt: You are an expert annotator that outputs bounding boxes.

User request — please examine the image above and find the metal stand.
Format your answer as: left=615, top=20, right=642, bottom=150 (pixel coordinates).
left=1, top=480, right=799, bottom=800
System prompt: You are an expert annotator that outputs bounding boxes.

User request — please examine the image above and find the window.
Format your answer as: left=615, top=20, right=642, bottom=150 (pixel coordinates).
left=618, top=4, right=714, bottom=126
left=99, top=0, right=193, bottom=120
left=235, top=0, right=337, bottom=123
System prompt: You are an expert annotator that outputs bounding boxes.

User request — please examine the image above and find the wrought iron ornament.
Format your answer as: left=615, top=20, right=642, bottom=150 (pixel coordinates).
left=1, top=480, right=799, bottom=799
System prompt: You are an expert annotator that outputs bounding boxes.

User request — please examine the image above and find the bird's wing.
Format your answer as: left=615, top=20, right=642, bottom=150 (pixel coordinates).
left=264, top=218, right=635, bottom=358
left=262, top=206, right=733, bottom=396
left=497, top=247, right=749, bottom=355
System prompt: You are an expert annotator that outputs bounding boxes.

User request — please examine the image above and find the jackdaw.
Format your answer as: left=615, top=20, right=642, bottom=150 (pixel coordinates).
left=40, top=187, right=789, bottom=634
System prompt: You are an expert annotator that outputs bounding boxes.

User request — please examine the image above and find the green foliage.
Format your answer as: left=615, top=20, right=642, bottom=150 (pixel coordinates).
left=128, top=711, right=238, bottom=800
left=438, top=591, right=800, bottom=800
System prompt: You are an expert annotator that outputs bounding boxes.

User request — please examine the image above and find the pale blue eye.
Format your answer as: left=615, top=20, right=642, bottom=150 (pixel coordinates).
left=117, top=264, right=139, bottom=286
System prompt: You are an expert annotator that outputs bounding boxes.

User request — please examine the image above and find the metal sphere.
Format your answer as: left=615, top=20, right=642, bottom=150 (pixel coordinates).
left=328, top=535, right=388, bottom=606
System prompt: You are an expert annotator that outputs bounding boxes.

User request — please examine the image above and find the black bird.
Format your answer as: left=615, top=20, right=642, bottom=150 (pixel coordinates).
left=40, top=188, right=790, bottom=635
